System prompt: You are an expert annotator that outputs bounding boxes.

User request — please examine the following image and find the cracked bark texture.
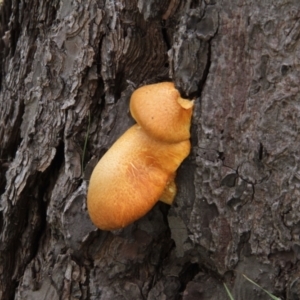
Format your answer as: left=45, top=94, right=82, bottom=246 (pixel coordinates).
left=0, top=0, right=299, bottom=299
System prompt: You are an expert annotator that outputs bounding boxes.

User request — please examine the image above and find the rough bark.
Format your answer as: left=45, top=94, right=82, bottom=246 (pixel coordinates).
left=0, top=0, right=299, bottom=299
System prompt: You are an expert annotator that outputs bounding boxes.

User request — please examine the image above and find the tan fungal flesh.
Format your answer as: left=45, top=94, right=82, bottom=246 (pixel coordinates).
left=130, top=82, right=194, bottom=143
left=87, top=82, right=194, bottom=230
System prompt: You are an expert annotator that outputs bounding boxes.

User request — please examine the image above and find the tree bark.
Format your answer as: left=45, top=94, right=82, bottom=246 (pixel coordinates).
left=1, top=0, right=299, bottom=299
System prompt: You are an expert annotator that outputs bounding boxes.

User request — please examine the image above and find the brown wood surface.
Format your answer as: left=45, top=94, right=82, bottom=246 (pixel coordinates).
left=0, top=0, right=299, bottom=299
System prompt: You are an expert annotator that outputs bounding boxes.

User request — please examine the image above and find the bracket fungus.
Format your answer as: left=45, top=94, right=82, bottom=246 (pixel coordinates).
left=87, top=82, right=194, bottom=230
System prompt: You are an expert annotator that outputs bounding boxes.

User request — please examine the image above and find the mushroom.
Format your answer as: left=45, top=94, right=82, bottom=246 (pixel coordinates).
left=87, top=82, right=194, bottom=230
left=130, top=82, right=193, bottom=143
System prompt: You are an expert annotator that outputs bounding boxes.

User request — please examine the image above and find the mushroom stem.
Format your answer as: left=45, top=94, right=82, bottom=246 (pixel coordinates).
left=160, top=178, right=176, bottom=205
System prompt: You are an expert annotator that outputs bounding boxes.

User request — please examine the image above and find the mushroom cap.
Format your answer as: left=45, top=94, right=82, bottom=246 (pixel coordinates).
left=87, top=124, right=190, bottom=230
left=130, top=82, right=194, bottom=143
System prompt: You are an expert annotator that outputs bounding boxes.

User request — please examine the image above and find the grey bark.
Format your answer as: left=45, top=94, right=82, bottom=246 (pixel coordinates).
left=0, top=0, right=299, bottom=299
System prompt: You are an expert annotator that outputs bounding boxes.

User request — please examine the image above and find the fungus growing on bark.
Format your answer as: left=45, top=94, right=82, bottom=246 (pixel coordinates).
left=87, top=82, right=194, bottom=230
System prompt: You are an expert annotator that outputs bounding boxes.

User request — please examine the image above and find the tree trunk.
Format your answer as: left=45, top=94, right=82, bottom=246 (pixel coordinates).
left=1, top=0, right=299, bottom=299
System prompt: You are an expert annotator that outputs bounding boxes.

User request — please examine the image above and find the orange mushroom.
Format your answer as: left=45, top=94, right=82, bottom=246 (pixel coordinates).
left=87, top=82, right=194, bottom=230
left=130, top=82, right=193, bottom=143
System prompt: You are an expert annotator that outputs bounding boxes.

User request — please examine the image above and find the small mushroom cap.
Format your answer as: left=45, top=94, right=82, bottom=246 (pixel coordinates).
left=130, top=82, right=194, bottom=143
left=87, top=124, right=190, bottom=230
